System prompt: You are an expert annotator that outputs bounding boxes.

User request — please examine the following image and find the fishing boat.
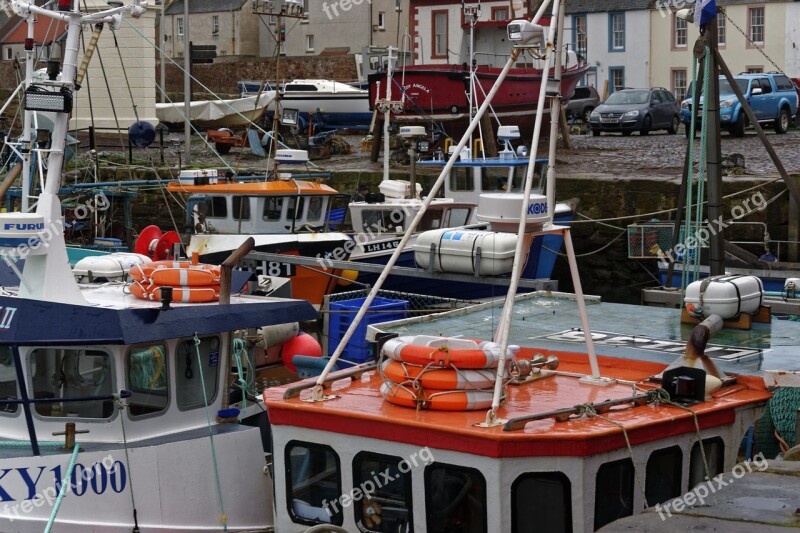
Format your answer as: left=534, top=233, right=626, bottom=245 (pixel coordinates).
left=238, top=79, right=372, bottom=130
left=155, top=92, right=275, bottom=129
left=0, top=2, right=322, bottom=531
left=261, top=3, right=782, bottom=531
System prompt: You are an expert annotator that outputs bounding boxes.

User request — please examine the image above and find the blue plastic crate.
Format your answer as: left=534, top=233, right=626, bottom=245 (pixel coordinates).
left=328, top=297, right=408, bottom=363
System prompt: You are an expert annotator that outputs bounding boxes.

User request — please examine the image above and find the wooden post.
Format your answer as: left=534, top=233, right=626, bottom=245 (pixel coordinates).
left=370, top=119, right=383, bottom=163
left=558, top=107, right=571, bottom=149
left=479, top=112, right=498, bottom=157
left=219, top=237, right=255, bottom=304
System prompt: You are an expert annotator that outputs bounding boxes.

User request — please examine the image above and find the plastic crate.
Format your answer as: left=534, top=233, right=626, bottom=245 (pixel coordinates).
left=328, top=297, right=408, bottom=363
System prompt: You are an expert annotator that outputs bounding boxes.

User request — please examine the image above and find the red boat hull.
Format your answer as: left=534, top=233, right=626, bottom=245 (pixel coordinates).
left=368, top=61, right=590, bottom=140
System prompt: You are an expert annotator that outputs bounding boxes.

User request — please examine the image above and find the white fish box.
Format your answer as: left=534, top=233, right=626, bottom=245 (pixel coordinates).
left=684, top=275, right=764, bottom=319
left=73, top=252, right=152, bottom=283
left=379, top=180, right=422, bottom=199
left=476, top=193, right=549, bottom=232
left=413, top=229, right=526, bottom=275
left=178, top=168, right=218, bottom=185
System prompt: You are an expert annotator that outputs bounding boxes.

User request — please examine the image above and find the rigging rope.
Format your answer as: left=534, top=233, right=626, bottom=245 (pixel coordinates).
left=115, top=394, right=141, bottom=532
left=44, top=443, right=80, bottom=533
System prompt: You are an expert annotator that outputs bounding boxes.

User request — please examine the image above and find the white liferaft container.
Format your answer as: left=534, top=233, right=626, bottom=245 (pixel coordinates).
left=684, top=274, right=764, bottom=319
left=476, top=193, right=549, bottom=232
left=73, top=252, right=152, bottom=283
left=413, top=229, right=525, bottom=275
left=378, top=180, right=423, bottom=200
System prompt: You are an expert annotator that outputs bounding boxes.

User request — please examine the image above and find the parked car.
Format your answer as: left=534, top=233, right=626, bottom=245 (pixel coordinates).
left=680, top=73, right=798, bottom=137
left=564, top=86, right=600, bottom=122
left=589, top=88, right=681, bottom=136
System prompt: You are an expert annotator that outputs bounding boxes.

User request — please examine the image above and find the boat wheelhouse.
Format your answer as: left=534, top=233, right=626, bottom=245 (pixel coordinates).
left=166, top=177, right=352, bottom=305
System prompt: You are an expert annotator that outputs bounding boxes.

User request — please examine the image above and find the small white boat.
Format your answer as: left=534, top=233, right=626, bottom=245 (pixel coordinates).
left=155, top=92, right=274, bottom=128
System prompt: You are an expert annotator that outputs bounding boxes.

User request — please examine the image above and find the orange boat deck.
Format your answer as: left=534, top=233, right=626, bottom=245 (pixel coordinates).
left=264, top=350, right=771, bottom=458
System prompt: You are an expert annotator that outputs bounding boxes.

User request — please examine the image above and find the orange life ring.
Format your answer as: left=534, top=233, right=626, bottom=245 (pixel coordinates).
left=130, top=281, right=220, bottom=303
left=130, top=261, right=221, bottom=286
left=382, top=335, right=513, bottom=369
left=379, top=381, right=497, bottom=411
left=381, top=359, right=497, bottom=390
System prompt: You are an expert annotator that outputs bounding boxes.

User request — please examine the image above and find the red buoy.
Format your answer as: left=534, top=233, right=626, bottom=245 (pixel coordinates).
left=280, top=332, right=322, bottom=372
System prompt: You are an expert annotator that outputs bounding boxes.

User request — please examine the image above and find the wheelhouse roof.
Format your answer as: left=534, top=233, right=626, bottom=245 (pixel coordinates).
left=166, top=179, right=340, bottom=196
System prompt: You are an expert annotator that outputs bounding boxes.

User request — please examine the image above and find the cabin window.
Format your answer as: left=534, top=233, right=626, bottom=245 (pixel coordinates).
left=594, top=458, right=634, bottom=530
left=263, top=197, right=284, bottom=220
left=288, top=197, right=305, bottom=221
left=444, top=208, right=471, bottom=228
left=512, top=472, right=572, bottom=533
left=307, top=197, right=323, bottom=222
left=449, top=168, right=473, bottom=191
left=425, top=463, right=486, bottom=532
left=0, top=347, right=18, bottom=414
left=208, top=196, right=227, bottom=218
left=689, top=437, right=724, bottom=490
left=481, top=166, right=524, bottom=192
left=30, top=348, right=113, bottom=419
left=646, top=446, right=683, bottom=506
left=353, top=452, right=413, bottom=532
left=286, top=441, right=343, bottom=526
left=232, top=196, right=251, bottom=221
left=126, top=345, right=168, bottom=416
left=361, top=210, right=403, bottom=233
left=419, top=210, right=443, bottom=231
left=176, top=336, right=220, bottom=410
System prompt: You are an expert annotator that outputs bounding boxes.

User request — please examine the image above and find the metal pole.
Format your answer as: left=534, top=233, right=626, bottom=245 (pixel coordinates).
left=703, top=19, right=724, bottom=276
left=160, top=2, right=165, bottom=103
left=183, top=0, right=191, bottom=163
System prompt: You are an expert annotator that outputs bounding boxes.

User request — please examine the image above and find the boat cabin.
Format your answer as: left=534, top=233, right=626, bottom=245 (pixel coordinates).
left=167, top=178, right=350, bottom=235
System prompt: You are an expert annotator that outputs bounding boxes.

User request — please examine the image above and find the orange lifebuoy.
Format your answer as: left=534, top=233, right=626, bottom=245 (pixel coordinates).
left=130, top=261, right=221, bottom=286
left=382, top=335, right=514, bottom=369
left=130, top=281, right=220, bottom=303
left=381, top=359, right=497, bottom=390
left=379, top=381, right=497, bottom=411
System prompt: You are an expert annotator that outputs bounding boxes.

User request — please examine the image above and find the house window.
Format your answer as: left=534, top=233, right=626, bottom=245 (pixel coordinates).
left=303, top=0, right=309, bottom=16
left=306, top=34, right=314, bottom=52
left=609, top=67, right=625, bottom=93
left=353, top=452, right=413, bottom=532
left=492, top=6, right=508, bottom=21
left=746, top=66, right=763, bottom=74
left=176, top=336, right=220, bottom=410
left=594, top=458, right=634, bottom=530
left=127, top=345, right=168, bottom=416
left=748, top=7, right=764, bottom=45
left=512, top=472, right=572, bottom=533
left=432, top=10, right=448, bottom=59
left=573, top=15, right=587, bottom=57
left=378, top=11, right=385, bottom=29
left=674, top=14, right=687, bottom=48
left=177, top=17, right=184, bottom=37
left=645, top=446, right=683, bottom=506
left=0, top=347, right=18, bottom=415
left=426, top=463, right=486, bottom=532
left=4, top=48, right=11, bottom=61
left=285, top=441, right=343, bottom=526
left=672, top=68, right=688, bottom=101
left=609, top=12, right=625, bottom=51
left=689, top=438, right=724, bottom=490
left=717, top=14, right=726, bottom=46
left=211, top=15, right=219, bottom=35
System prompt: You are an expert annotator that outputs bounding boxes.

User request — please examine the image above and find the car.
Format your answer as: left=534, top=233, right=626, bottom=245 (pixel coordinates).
left=680, top=73, right=798, bottom=137
left=564, top=86, right=600, bottom=123
left=588, top=88, right=681, bottom=136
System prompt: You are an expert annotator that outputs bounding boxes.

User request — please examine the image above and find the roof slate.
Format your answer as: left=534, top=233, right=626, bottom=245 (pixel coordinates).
left=164, top=0, right=247, bottom=16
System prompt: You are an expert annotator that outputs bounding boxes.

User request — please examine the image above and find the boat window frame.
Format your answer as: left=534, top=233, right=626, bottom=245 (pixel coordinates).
left=594, top=457, right=635, bottom=530
left=424, top=461, right=487, bottom=533
left=207, top=196, right=227, bottom=219
left=0, top=345, right=19, bottom=416
left=352, top=450, right=415, bottom=533
left=448, top=167, right=474, bottom=192
left=306, top=196, right=324, bottom=223
left=262, top=196, right=285, bottom=221
left=645, top=445, right=683, bottom=506
left=28, top=346, right=117, bottom=421
left=175, top=335, right=221, bottom=411
left=689, top=437, right=725, bottom=490
left=232, top=196, right=251, bottom=221
left=285, top=440, right=344, bottom=527
left=125, top=343, right=170, bottom=419
left=511, top=471, right=573, bottom=533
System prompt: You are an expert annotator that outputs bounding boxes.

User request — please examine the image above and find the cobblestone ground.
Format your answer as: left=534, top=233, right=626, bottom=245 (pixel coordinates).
left=558, top=128, right=800, bottom=178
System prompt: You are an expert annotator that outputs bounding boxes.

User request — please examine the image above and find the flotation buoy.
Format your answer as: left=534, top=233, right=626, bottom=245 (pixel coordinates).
left=380, top=359, right=497, bottom=390
left=130, top=281, right=220, bottom=303
left=130, top=261, right=221, bottom=286
left=382, top=335, right=514, bottom=369
left=280, top=332, right=323, bottom=373
left=379, top=381, right=497, bottom=411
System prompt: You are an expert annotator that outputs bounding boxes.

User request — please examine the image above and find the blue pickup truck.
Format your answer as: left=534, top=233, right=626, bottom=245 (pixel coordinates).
left=680, top=73, right=798, bottom=137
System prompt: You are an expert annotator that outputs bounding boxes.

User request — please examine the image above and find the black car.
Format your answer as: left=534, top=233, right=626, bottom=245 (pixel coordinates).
left=589, top=88, right=681, bottom=136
